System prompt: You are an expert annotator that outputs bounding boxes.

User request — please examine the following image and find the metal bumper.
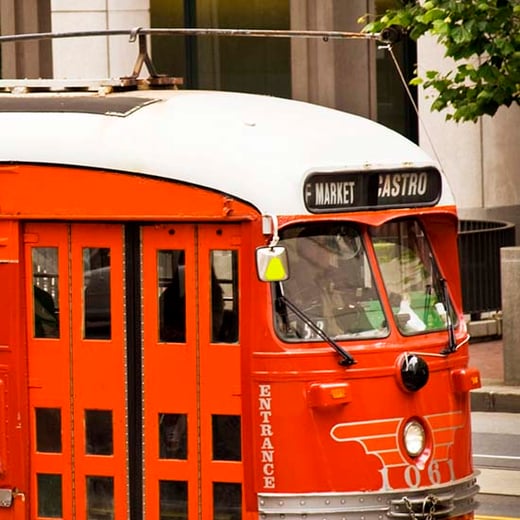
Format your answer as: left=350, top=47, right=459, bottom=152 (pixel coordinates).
left=258, top=473, right=479, bottom=519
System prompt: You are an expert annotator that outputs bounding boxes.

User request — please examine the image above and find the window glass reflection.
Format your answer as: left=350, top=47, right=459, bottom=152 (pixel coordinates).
left=211, top=250, right=239, bottom=343
left=37, top=473, right=62, bottom=518
left=36, top=408, right=62, bottom=453
left=159, top=480, right=188, bottom=520
left=371, top=219, right=458, bottom=335
left=32, top=247, right=59, bottom=338
left=213, top=482, right=241, bottom=520
left=83, top=248, right=111, bottom=339
left=276, top=224, right=388, bottom=341
left=159, top=413, right=187, bottom=459
left=86, top=476, right=114, bottom=520
left=212, top=415, right=241, bottom=461
left=151, top=0, right=291, bottom=98
left=158, top=250, right=186, bottom=342
left=85, top=410, right=113, bottom=455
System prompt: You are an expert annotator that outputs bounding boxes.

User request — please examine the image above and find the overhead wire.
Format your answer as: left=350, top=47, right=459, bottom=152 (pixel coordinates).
left=383, top=43, right=444, bottom=170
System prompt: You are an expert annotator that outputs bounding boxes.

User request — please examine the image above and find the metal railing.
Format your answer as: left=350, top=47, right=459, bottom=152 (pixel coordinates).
left=458, top=219, right=516, bottom=319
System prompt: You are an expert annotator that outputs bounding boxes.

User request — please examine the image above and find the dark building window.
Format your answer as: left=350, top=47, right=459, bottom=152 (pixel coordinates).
left=150, top=0, right=291, bottom=96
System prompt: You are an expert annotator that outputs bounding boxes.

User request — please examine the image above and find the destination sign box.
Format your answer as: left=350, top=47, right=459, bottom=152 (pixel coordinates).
left=303, top=168, right=442, bottom=213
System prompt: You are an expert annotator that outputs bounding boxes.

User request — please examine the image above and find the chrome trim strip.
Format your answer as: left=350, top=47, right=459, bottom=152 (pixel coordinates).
left=258, top=473, right=479, bottom=519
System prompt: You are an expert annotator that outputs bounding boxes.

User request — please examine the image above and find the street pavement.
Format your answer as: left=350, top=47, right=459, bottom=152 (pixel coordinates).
left=472, top=411, right=520, bottom=504
left=470, top=338, right=520, bottom=413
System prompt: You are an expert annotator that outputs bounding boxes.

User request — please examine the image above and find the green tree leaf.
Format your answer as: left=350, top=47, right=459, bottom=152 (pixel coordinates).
left=362, top=0, right=520, bottom=122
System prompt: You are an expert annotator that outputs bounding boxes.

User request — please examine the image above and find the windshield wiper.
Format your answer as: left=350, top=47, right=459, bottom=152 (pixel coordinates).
left=429, top=253, right=457, bottom=355
left=277, top=292, right=356, bottom=366
left=438, top=277, right=457, bottom=354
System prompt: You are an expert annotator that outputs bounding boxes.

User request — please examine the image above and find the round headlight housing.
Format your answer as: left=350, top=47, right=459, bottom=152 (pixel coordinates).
left=403, top=420, right=426, bottom=458
left=400, top=354, right=429, bottom=392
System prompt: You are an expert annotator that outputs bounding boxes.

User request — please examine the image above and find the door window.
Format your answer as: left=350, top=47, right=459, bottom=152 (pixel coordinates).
left=85, top=410, right=113, bottom=456
left=86, top=476, right=114, bottom=520
left=32, top=247, right=59, bottom=338
left=159, top=413, right=187, bottom=460
left=35, top=408, right=62, bottom=453
left=213, top=482, right=242, bottom=520
left=37, top=474, right=63, bottom=518
left=159, top=480, right=188, bottom=520
left=212, top=414, right=241, bottom=461
left=211, top=250, right=239, bottom=343
left=158, top=250, right=186, bottom=343
left=83, top=247, right=111, bottom=340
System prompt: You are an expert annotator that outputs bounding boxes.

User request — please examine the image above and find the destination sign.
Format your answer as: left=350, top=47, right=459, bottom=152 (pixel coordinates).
left=303, top=168, right=442, bottom=213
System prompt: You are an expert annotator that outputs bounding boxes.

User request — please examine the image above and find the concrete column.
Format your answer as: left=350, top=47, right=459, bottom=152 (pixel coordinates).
left=0, top=0, right=52, bottom=78
left=290, top=0, right=376, bottom=118
left=416, top=34, right=483, bottom=210
left=482, top=106, right=520, bottom=209
left=50, top=0, right=150, bottom=79
left=501, top=247, right=520, bottom=385
left=417, top=35, right=520, bottom=218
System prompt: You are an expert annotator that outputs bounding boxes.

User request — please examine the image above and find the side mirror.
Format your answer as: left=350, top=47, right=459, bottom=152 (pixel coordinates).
left=256, top=246, right=289, bottom=282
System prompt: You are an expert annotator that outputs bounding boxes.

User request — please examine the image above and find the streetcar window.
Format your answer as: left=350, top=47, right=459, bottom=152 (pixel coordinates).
left=159, top=413, right=187, bottom=459
left=85, top=410, right=113, bottom=455
left=275, top=224, right=388, bottom=341
left=159, top=480, right=188, bottom=520
left=86, top=476, right=114, bottom=520
left=36, top=408, right=62, bottom=453
left=83, top=248, right=111, bottom=340
left=371, top=219, right=457, bottom=335
left=158, top=250, right=186, bottom=342
left=37, top=473, right=62, bottom=518
left=211, top=250, right=239, bottom=343
left=212, top=415, right=241, bottom=461
left=32, top=247, right=59, bottom=338
left=213, top=482, right=242, bottom=520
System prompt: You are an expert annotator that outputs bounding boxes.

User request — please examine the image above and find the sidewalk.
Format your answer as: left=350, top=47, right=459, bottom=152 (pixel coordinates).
left=469, top=338, right=520, bottom=413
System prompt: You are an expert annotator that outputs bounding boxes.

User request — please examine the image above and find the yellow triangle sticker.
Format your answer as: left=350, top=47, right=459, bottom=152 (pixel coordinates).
left=265, top=257, right=287, bottom=281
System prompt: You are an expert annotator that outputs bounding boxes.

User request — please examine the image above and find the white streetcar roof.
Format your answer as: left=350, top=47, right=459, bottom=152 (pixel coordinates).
left=0, top=88, right=454, bottom=215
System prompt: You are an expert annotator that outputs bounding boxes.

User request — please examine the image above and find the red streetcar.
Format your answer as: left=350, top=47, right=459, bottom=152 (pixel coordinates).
left=0, top=29, right=481, bottom=520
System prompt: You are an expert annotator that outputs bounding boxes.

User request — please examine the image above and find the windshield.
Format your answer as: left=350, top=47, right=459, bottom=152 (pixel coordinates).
left=370, top=219, right=457, bottom=335
left=275, top=224, right=388, bottom=341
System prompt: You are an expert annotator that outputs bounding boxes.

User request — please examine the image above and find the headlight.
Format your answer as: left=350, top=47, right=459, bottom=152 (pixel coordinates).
left=403, top=420, right=426, bottom=457
left=400, top=354, right=429, bottom=392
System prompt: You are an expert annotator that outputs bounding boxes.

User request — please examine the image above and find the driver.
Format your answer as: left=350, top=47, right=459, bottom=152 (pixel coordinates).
left=281, top=233, right=370, bottom=338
